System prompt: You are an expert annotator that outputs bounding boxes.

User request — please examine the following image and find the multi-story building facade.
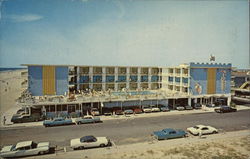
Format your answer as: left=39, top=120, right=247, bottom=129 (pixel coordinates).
left=26, top=65, right=162, bottom=96
left=21, top=62, right=232, bottom=118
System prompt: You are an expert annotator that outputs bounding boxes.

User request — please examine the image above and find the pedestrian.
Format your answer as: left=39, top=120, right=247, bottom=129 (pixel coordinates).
left=3, top=116, right=6, bottom=125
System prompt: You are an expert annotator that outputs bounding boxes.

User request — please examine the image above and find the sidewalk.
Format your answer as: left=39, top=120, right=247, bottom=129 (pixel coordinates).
left=1, top=105, right=250, bottom=129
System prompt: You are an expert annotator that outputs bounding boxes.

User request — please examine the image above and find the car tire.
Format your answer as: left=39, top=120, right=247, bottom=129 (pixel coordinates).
left=39, top=151, right=45, bottom=155
left=100, top=144, right=105, bottom=147
left=80, top=146, right=84, bottom=150
left=213, top=131, right=217, bottom=134
left=77, top=122, right=81, bottom=125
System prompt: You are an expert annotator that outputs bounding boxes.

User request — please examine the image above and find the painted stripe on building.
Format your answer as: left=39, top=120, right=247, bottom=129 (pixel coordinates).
left=207, top=68, right=216, bottom=94
left=43, top=66, right=55, bottom=95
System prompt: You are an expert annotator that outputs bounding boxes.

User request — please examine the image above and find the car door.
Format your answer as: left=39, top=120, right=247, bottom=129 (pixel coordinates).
left=85, top=138, right=97, bottom=148
left=84, top=117, right=93, bottom=123
left=168, top=131, right=177, bottom=139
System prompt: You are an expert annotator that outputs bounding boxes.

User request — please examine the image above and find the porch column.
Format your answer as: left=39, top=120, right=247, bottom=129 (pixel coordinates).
left=227, top=96, right=231, bottom=106
left=188, top=98, right=191, bottom=106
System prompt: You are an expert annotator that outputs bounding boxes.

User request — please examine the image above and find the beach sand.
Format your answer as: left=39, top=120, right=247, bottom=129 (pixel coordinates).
left=0, top=69, right=27, bottom=126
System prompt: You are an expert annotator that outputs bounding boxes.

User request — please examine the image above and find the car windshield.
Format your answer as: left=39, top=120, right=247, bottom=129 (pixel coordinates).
left=193, top=126, right=200, bottom=129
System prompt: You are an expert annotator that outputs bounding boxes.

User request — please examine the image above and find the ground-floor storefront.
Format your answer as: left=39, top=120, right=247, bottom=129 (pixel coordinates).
left=23, top=95, right=230, bottom=119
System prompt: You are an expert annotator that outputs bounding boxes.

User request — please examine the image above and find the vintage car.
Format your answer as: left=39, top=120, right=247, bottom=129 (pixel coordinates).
left=133, top=108, right=143, bottom=114
left=160, top=106, right=170, bottom=112
left=176, top=106, right=185, bottom=111
left=11, top=113, right=43, bottom=123
left=142, top=106, right=152, bottom=113
left=187, top=125, right=218, bottom=136
left=72, top=116, right=102, bottom=125
left=151, top=106, right=161, bottom=112
left=152, top=128, right=187, bottom=140
left=43, top=117, right=73, bottom=127
left=124, top=109, right=134, bottom=114
left=70, top=135, right=111, bottom=150
left=214, top=106, right=237, bottom=113
left=114, top=110, right=124, bottom=115
left=184, top=105, right=193, bottom=110
left=0, top=141, right=50, bottom=158
left=90, top=108, right=100, bottom=116
left=193, top=103, right=202, bottom=109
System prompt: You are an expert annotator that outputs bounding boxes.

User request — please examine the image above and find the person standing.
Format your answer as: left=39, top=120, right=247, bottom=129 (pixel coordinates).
left=3, top=116, right=6, bottom=125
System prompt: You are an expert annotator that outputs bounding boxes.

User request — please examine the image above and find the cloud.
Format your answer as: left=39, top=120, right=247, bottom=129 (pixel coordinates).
left=9, top=14, right=43, bottom=22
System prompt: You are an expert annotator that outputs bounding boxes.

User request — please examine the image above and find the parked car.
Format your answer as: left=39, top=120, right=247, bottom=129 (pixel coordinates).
left=0, top=141, right=51, bottom=158
left=72, top=116, right=102, bottom=125
left=114, top=110, right=124, bottom=115
left=160, top=106, right=170, bottom=112
left=151, top=106, right=161, bottom=112
left=152, top=128, right=187, bottom=140
left=91, top=108, right=100, bottom=116
left=11, top=113, right=43, bottom=123
left=176, top=106, right=185, bottom=111
left=124, top=109, right=134, bottom=114
left=143, top=106, right=152, bottom=113
left=70, top=135, right=111, bottom=150
left=43, top=117, right=73, bottom=127
left=104, top=111, right=112, bottom=116
left=193, top=103, right=202, bottom=109
left=187, top=125, right=218, bottom=136
left=133, top=108, right=143, bottom=114
left=206, top=103, right=215, bottom=108
left=214, top=106, right=237, bottom=113
left=184, top=105, right=193, bottom=110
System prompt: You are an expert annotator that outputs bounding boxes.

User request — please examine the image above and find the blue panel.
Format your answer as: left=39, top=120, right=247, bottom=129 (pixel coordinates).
left=151, top=76, right=159, bottom=82
left=106, top=76, right=115, bottom=82
left=130, top=76, right=137, bottom=82
left=141, top=76, right=148, bottom=82
left=118, top=76, right=126, bottom=82
left=190, top=68, right=207, bottom=95
left=93, top=76, right=102, bottom=83
left=216, top=69, right=231, bottom=94
left=28, top=66, right=43, bottom=96
left=80, top=76, right=89, bottom=83
left=56, top=66, right=68, bottom=95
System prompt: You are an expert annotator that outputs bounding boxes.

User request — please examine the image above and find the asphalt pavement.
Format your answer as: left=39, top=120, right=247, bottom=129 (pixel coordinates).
left=0, top=110, right=250, bottom=148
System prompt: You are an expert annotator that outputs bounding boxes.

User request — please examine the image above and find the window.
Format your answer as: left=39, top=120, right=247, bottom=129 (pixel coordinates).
left=130, top=76, right=137, bottom=82
left=106, top=76, right=115, bottom=82
left=169, top=131, right=176, bottom=134
left=141, top=76, right=148, bottom=82
left=201, top=127, right=208, bottom=130
left=118, top=76, right=126, bottom=82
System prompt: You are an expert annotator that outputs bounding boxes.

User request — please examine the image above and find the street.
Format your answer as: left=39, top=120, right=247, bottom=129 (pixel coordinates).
left=0, top=110, right=250, bottom=148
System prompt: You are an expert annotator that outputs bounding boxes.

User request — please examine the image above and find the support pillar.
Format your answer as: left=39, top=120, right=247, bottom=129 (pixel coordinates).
left=188, top=98, right=191, bottom=106
left=227, top=96, right=231, bottom=106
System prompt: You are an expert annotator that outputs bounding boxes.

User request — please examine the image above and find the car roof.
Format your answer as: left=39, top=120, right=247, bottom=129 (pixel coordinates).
left=162, top=128, right=175, bottom=132
left=81, top=135, right=95, bottom=141
left=15, top=141, right=33, bottom=149
left=195, top=125, right=206, bottom=127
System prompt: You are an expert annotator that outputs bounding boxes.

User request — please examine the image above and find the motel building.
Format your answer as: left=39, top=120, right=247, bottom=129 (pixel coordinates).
left=18, top=62, right=232, bottom=118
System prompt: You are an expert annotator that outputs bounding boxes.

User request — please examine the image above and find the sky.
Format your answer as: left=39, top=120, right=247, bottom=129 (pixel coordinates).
left=0, top=0, right=249, bottom=68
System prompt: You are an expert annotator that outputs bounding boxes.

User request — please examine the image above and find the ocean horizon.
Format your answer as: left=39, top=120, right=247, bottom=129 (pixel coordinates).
left=0, top=67, right=27, bottom=72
